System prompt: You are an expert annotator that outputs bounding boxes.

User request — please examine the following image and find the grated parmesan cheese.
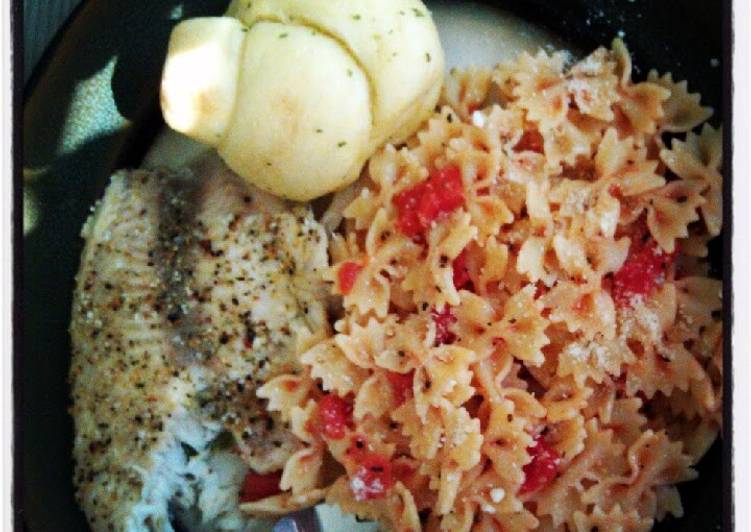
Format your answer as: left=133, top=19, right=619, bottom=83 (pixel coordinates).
left=490, top=487, right=506, bottom=503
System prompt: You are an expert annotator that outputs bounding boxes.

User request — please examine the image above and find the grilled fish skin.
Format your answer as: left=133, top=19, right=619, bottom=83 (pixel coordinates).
left=69, top=162, right=330, bottom=531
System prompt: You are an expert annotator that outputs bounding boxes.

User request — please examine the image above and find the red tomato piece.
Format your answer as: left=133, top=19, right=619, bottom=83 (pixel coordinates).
left=318, top=394, right=353, bottom=440
left=520, top=436, right=561, bottom=495
left=393, top=182, right=425, bottom=237
left=514, top=129, right=545, bottom=153
left=431, top=306, right=457, bottom=346
left=416, top=165, right=465, bottom=228
left=350, top=453, right=394, bottom=501
left=612, top=239, right=676, bottom=307
left=393, top=165, right=465, bottom=238
left=533, top=281, right=548, bottom=300
left=338, top=261, right=363, bottom=295
left=391, top=460, right=416, bottom=484
left=385, top=370, right=415, bottom=405
left=452, top=249, right=472, bottom=290
left=238, top=470, right=282, bottom=503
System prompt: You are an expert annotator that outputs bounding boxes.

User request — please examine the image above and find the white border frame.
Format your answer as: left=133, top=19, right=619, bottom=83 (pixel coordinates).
left=2, top=0, right=14, bottom=530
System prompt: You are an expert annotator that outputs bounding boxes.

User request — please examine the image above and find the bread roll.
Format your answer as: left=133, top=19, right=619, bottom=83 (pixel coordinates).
left=219, top=21, right=372, bottom=200
left=231, top=0, right=444, bottom=148
left=160, top=17, right=245, bottom=146
left=161, top=0, right=444, bottom=200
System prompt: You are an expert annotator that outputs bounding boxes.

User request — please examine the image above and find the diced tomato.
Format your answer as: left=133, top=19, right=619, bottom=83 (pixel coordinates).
left=318, top=393, right=353, bottom=440
left=350, top=453, right=394, bottom=501
left=612, top=239, right=677, bottom=307
left=514, top=129, right=545, bottom=153
left=452, top=249, right=472, bottom=290
left=393, top=182, right=423, bottom=237
left=386, top=370, right=415, bottom=405
left=520, top=436, right=561, bottom=495
left=392, top=186, right=423, bottom=237
left=416, top=166, right=465, bottom=227
left=431, top=306, right=457, bottom=346
left=393, top=165, right=465, bottom=238
left=533, top=281, right=548, bottom=300
left=338, top=261, right=363, bottom=295
left=238, top=470, right=282, bottom=503
left=391, top=460, right=416, bottom=484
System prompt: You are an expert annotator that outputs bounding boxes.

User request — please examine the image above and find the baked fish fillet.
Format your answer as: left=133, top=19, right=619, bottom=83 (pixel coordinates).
left=69, top=160, right=330, bottom=531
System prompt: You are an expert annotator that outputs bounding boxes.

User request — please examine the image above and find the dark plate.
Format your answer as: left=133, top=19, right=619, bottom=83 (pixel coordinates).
left=19, top=1, right=728, bottom=530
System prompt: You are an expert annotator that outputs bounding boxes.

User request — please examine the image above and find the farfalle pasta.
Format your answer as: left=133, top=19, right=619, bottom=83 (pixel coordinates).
left=251, top=39, right=723, bottom=531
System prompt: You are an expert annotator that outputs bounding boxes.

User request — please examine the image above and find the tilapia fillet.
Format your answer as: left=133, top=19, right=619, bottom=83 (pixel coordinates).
left=69, top=164, right=330, bottom=531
